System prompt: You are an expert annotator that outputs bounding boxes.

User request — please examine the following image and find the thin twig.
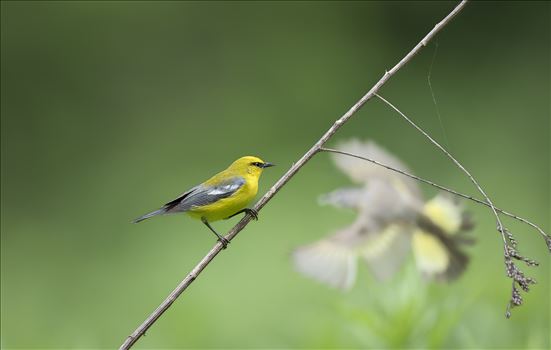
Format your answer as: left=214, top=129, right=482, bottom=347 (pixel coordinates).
left=319, top=147, right=550, bottom=241
left=119, top=1, right=469, bottom=348
left=374, top=93, right=508, bottom=248
left=427, top=41, right=451, bottom=150
left=373, top=93, right=548, bottom=318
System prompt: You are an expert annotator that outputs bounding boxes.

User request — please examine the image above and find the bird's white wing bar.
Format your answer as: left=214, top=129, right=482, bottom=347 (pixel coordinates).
left=207, top=182, right=242, bottom=195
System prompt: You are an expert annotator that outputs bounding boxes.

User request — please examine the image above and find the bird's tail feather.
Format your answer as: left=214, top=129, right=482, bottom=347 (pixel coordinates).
left=133, top=208, right=166, bottom=223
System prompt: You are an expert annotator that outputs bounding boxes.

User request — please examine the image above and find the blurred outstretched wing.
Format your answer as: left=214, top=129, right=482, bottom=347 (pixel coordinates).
left=293, top=214, right=415, bottom=289
left=292, top=238, right=359, bottom=291
left=321, top=178, right=423, bottom=232
left=292, top=217, right=367, bottom=290
left=318, top=187, right=365, bottom=210
left=330, top=139, right=422, bottom=199
left=359, top=224, right=413, bottom=281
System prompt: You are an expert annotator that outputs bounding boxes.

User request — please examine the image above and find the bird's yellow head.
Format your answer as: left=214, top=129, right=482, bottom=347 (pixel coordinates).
left=228, top=156, right=275, bottom=178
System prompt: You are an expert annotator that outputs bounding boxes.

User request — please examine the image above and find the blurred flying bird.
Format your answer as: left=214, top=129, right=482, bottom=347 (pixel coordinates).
left=134, top=156, right=274, bottom=248
left=292, top=140, right=474, bottom=289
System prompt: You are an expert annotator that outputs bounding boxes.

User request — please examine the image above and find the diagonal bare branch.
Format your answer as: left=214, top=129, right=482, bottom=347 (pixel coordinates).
left=119, top=1, right=470, bottom=348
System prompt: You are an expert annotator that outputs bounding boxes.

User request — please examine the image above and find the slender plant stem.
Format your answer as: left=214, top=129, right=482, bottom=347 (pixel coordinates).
left=319, top=147, right=550, bottom=241
left=374, top=93, right=508, bottom=250
left=119, top=1, right=469, bottom=349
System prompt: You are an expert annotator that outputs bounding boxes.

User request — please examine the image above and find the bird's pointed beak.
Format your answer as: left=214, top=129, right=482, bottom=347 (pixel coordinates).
left=262, top=162, right=275, bottom=168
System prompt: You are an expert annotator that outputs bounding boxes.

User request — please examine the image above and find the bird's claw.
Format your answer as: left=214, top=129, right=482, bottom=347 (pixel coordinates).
left=245, top=208, right=259, bottom=221
left=218, top=237, right=230, bottom=249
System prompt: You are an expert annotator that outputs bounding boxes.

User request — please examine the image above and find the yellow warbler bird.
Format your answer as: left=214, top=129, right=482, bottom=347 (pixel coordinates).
left=133, top=156, right=274, bottom=248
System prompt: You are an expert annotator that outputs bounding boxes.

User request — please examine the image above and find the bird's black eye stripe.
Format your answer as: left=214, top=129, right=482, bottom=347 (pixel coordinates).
left=250, top=162, right=263, bottom=167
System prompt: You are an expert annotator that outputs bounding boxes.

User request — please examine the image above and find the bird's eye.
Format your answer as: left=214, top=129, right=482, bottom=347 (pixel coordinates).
left=250, top=162, right=263, bottom=167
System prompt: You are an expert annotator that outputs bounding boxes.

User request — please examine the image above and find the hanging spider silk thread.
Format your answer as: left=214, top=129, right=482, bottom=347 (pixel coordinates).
left=427, top=41, right=451, bottom=150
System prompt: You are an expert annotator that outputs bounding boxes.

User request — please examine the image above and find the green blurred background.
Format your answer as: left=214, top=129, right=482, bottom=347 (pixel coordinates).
left=1, top=1, right=549, bottom=349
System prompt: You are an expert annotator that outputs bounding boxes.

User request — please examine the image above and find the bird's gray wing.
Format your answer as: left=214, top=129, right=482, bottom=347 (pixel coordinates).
left=164, top=177, right=246, bottom=213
